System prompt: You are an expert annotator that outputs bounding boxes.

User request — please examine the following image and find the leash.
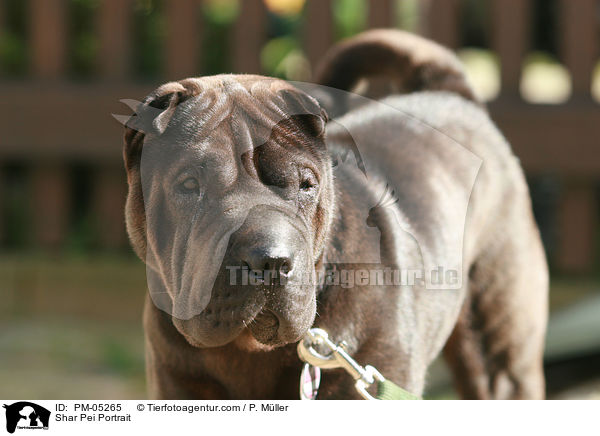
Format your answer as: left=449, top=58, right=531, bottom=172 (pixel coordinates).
left=297, top=328, right=421, bottom=400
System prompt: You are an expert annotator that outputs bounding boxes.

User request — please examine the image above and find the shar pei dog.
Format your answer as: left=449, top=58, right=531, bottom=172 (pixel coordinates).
left=121, top=30, right=548, bottom=399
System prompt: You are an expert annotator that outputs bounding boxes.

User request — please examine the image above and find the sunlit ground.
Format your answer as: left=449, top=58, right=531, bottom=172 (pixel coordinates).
left=0, top=317, right=145, bottom=399
left=0, top=255, right=147, bottom=399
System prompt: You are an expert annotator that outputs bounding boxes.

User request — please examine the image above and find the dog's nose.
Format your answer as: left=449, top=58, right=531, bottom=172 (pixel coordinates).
left=243, top=247, right=293, bottom=276
left=226, top=205, right=303, bottom=283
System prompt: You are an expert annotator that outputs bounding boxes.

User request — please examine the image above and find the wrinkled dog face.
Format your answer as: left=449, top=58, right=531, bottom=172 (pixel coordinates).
left=123, top=76, right=334, bottom=349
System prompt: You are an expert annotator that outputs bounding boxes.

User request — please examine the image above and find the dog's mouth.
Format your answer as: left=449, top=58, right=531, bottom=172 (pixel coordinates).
left=247, top=308, right=280, bottom=344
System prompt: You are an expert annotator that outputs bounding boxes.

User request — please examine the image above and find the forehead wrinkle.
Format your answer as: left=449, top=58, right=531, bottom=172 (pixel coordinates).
left=230, top=115, right=255, bottom=154
left=248, top=82, right=289, bottom=121
left=232, top=98, right=293, bottom=153
left=184, top=94, right=231, bottom=139
left=178, top=78, right=260, bottom=147
left=202, top=125, right=239, bottom=187
left=182, top=77, right=318, bottom=151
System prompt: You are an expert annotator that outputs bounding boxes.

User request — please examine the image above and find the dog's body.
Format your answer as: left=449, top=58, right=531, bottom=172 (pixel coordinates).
left=124, top=30, right=548, bottom=399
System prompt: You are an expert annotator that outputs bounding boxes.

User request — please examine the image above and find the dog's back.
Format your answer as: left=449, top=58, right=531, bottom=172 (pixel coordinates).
left=314, top=29, right=548, bottom=399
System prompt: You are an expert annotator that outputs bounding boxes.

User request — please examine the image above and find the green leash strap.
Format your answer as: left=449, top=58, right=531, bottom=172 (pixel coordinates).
left=376, top=380, right=421, bottom=400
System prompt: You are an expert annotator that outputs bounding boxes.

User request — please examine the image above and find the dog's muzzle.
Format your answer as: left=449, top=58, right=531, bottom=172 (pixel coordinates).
left=224, top=206, right=315, bottom=345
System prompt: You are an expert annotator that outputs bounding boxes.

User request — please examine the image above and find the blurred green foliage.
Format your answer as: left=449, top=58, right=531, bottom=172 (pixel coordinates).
left=262, top=36, right=299, bottom=78
left=0, top=0, right=564, bottom=80
left=132, top=0, right=165, bottom=78
left=0, top=0, right=28, bottom=75
left=1, top=166, right=30, bottom=249
left=0, top=32, right=28, bottom=75
left=100, top=338, right=144, bottom=376
left=69, top=0, right=99, bottom=78
left=261, top=4, right=303, bottom=78
left=333, top=0, right=366, bottom=40
left=202, top=0, right=240, bottom=75
left=0, top=0, right=385, bottom=79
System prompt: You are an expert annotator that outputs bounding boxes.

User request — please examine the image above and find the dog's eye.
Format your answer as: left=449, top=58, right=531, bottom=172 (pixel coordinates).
left=179, top=177, right=200, bottom=193
left=300, top=179, right=315, bottom=191
left=299, top=168, right=318, bottom=192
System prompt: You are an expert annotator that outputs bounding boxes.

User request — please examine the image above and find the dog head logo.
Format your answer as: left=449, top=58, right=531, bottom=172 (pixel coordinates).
left=3, top=402, right=50, bottom=434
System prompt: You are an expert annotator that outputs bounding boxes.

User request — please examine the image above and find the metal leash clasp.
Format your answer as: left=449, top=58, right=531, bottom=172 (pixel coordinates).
left=297, top=328, right=386, bottom=400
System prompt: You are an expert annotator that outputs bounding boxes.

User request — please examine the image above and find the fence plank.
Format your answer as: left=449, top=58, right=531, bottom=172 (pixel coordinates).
left=30, top=0, right=67, bottom=78
left=491, top=0, right=532, bottom=99
left=232, top=0, right=267, bottom=74
left=368, top=0, right=395, bottom=29
left=2, top=83, right=600, bottom=175
left=98, top=0, right=132, bottom=79
left=93, top=166, right=127, bottom=249
left=304, top=0, right=334, bottom=74
left=31, top=164, right=70, bottom=248
left=490, top=102, right=600, bottom=176
left=419, top=0, right=461, bottom=48
left=0, top=83, right=143, bottom=161
left=556, top=182, right=597, bottom=272
left=559, top=0, right=598, bottom=99
left=166, top=0, right=201, bottom=79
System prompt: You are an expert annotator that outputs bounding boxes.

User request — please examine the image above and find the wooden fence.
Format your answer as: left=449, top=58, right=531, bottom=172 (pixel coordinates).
left=0, top=0, right=598, bottom=272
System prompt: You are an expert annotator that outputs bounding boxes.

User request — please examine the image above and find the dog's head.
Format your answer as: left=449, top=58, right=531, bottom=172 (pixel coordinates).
left=123, top=75, right=334, bottom=349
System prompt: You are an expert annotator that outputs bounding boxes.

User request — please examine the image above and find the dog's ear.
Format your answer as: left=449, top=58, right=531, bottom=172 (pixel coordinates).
left=123, top=80, right=200, bottom=171
left=127, top=86, right=183, bottom=134
left=277, top=88, right=328, bottom=138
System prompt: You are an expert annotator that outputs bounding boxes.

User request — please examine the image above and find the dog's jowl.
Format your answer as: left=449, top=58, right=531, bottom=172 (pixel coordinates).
left=122, top=30, right=548, bottom=399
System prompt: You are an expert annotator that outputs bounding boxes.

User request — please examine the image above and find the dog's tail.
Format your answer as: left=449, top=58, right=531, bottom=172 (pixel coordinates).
left=314, top=29, right=479, bottom=106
